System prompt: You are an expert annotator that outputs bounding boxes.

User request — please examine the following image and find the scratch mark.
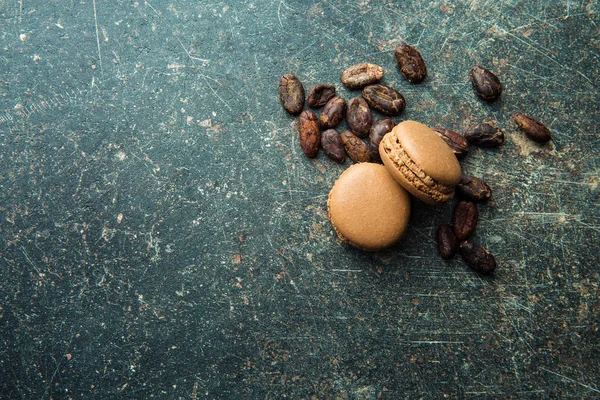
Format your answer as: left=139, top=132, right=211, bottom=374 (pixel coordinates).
left=406, top=340, right=464, bottom=344
left=92, top=0, right=103, bottom=75
left=540, top=367, right=600, bottom=393
left=144, top=0, right=161, bottom=17
left=18, top=0, right=23, bottom=25
left=175, top=36, right=210, bottom=65
left=576, top=70, right=594, bottom=86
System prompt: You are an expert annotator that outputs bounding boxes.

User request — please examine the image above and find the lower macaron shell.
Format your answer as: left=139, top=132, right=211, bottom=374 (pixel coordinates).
left=328, top=163, right=411, bottom=251
left=379, top=121, right=461, bottom=205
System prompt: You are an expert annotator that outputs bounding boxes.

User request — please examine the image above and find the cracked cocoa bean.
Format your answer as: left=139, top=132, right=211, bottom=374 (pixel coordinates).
left=279, top=73, right=305, bottom=114
left=456, top=175, right=492, bottom=202
left=432, top=127, right=469, bottom=159
left=340, top=130, right=370, bottom=163
left=321, top=129, right=346, bottom=164
left=346, top=97, right=372, bottom=138
left=298, top=110, right=320, bottom=158
left=437, top=224, right=458, bottom=260
left=368, top=118, right=395, bottom=163
left=514, top=113, right=552, bottom=143
left=307, top=84, right=336, bottom=108
left=341, top=63, right=384, bottom=89
left=394, top=44, right=427, bottom=83
left=362, top=84, right=406, bottom=116
left=453, top=201, right=478, bottom=241
left=459, top=241, right=497, bottom=275
left=464, top=123, right=504, bottom=148
left=319, top=96, right=346, bottom=129
left=470, top=66, right=502, bottom=101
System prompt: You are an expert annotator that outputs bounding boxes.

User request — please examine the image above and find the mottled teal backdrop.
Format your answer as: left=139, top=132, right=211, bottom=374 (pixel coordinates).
left=1, top=1, right=598, bottom=398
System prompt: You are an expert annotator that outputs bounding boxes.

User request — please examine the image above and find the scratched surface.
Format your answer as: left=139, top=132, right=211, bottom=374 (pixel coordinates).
left=1, top=0, right=599, bottom=398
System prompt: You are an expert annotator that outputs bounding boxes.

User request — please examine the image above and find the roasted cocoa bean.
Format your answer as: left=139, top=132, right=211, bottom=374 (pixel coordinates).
left=464, top=123, right=504, bottom=148
left=470, top=66, right=502, bottom=101
left=340, top=130, right=370, bottom=163
left=362, top=84, right=406, bottom=116
left=341, top=63, right=384, bottom=89
left=394, top=44, right=427, bottom=83
left=319, top=96, right=346, bottom=129
left=307, top=84, right=336, bottom=108
left=321, top=129, right=346, bottom=163
left=279, top=73, right=305, bottom=114
left=453, top=201, right=478, bottom=241
left=459, top=241, right=497, bottom=275
left=456, top=175, right=492, bottom=202
left=514, top=113, right=552, bottom=143
left=432, top=128, right=469, bottom=159
left=368, top=118, right=395, bottom=163
left=346, top=98, right=372, bottom=138
left=437, top=224, right=458, bottom=260
left=298, top=110, right=320, bottom=158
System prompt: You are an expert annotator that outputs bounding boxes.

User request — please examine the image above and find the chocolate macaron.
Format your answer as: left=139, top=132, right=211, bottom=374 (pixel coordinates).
left=379, top=120, right=461, bottom=205
left=328, top=163, right=411, bottom=251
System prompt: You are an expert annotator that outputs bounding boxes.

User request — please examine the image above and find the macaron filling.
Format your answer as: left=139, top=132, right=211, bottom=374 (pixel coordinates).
left=381, top=133, right=454, bottom=203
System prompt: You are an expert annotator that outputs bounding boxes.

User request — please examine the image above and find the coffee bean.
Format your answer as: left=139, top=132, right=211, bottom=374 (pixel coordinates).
left=437, top=224, right=458, bottom=260
left=340, top=130, right=370, bottom=163
left=368, top=118, right=395, bottom=163
left=464, top=123, right=504, bottom=148
left=279, top=73, right=305, bottom=114
left=394, top=44, right=427, bottom=83
left=432, top=128, right=469, bottom=159
left=470, top=66, right=502, bottom=101
left=341, top=63, right=384, bottom=89
left=346, top=97, right=372, bottom=138
left=298, top=110, right=320, bottom=158
left=456, top=175, right=492, bottom=202
left=514, top=113, right=552, bottom=143
left=307, top=84, right=336, bottom=108
left=362, top=84, right=406, bottom=116
left=321, top=129, right=346, bottom=163
left=453, top=201, right=478, bottom=241
left=459, top=241, right=497, bottom=275
left=319, top=96, right=346, bottom=129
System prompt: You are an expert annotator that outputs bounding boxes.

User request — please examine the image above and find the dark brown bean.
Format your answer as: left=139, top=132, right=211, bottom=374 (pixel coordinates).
left=346, top=97, right=372, bottom=138
left=321, top=129, right=346, bottom=163
left=368, top=119, right=395, bottom=163
left=362, top=84, right=406, bottom=116
left=470, top=66, right=502, bottom=101
left=319, top=96, right=346, bottom=129
left=394, top=44, right=427, bottom=83
left=307, top=84, right=336, bottom=108
left=459, top=241, right=497, bottom=275
left=340, top=130, right=370, bottom=163
left=298, top=110, right=320, bottom=158
left=437, top=224, right=458, bottom=260
left=432, top=128, right=469, bottom=159
left=513, top=113, right=552, bottom=143
left=456, top=175, right=492, bottom=202
left=278, top=73, right=305, bottom=114
left=464, top=123, right=504, bottom=148
left=341, top=63, right=384, bottom=89
left=453, top=201, right=478, bottom=241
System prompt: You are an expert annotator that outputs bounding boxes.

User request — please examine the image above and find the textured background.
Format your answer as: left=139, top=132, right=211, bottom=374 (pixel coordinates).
left=1, top=0, right=599, bottom=398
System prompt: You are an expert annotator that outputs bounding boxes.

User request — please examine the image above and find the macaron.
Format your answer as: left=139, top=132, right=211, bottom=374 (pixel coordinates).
left=327, top=163, right=411, bottom=251
left=379, top=120, right=461, bottom=205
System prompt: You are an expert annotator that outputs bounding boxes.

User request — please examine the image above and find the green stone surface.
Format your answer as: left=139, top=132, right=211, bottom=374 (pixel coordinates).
left=1, top=1, right=599, bottom=398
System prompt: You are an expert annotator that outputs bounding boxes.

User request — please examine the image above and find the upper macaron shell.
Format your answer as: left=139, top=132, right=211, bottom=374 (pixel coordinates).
left=392, top=121, right=461, bottom=186
left=379, top=120, right=462, bottom=204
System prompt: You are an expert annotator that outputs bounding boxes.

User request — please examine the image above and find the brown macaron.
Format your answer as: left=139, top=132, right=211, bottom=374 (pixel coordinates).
left=327, top=163, right=411, bottom=251
left=379, top=120, right=461, bottom=205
